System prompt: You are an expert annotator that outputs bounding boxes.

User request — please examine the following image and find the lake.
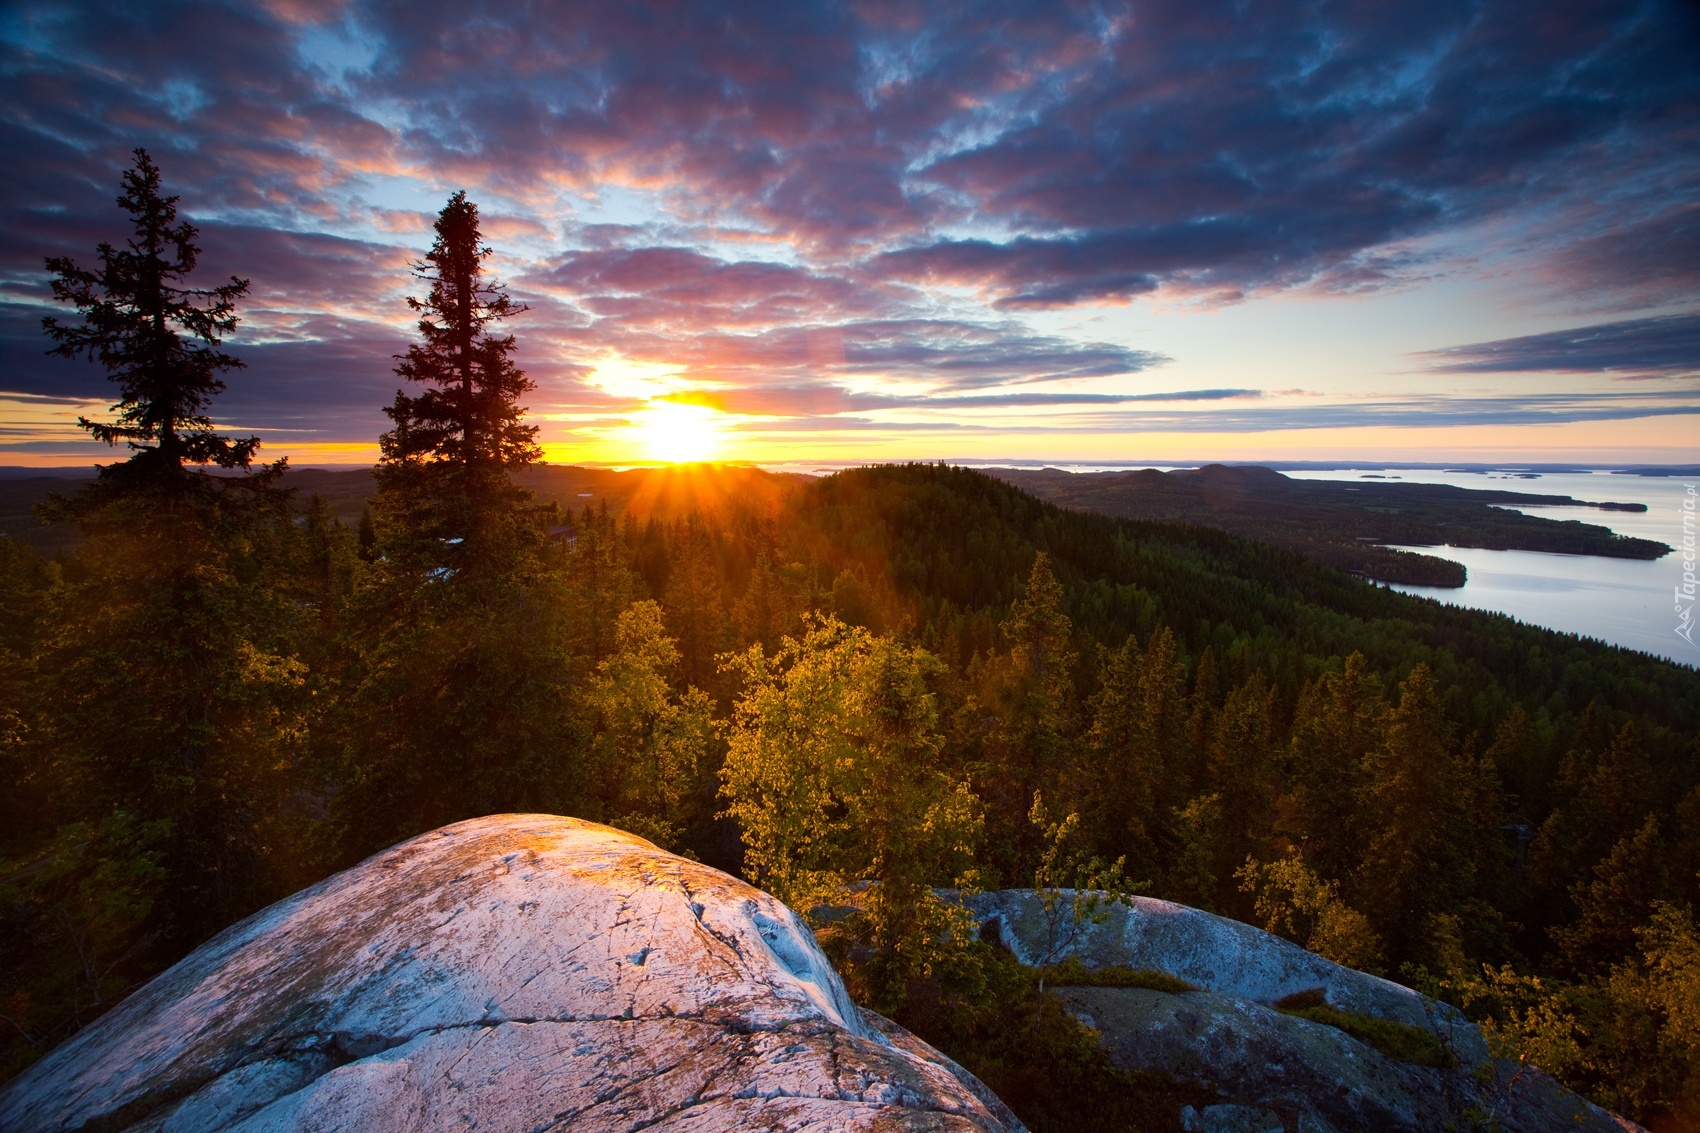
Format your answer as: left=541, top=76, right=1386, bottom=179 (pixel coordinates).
left=1284, top=468, right=1698, bottom=668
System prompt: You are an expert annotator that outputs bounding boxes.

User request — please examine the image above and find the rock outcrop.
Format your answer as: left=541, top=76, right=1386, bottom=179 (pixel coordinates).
left=0, top=816, right=1021, bottom=1133
left=960, top=890, right=1639, bottom=1133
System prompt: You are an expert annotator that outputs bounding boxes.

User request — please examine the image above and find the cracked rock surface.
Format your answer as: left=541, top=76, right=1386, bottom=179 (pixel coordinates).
left=0, top=815, right=1023, bottom=1133
left=962, top=891, right=1640, bottom=1133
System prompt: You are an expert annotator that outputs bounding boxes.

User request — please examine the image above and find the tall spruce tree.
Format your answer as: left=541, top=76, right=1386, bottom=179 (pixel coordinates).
left=340, top=192, right=578, bottom=847
left=43, top=149, right=264, bottom=495
left=18, top=152, right=308, bottom=1047
left=376, top=191, right=540, bottom=574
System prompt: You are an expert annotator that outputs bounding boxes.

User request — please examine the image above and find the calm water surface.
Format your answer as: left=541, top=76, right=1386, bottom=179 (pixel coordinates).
left=1284, top=469, right=1698, bottom=668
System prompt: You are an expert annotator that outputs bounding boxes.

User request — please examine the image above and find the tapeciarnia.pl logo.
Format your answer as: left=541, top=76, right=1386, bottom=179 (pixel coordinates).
left=1678, top=483, right=1697, bottom=646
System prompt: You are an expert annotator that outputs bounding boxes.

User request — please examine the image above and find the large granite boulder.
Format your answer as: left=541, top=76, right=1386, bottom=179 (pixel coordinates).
left=0, top=816, right=1022, bottom=1133
left=960, top=890, right=1639, bottom=1133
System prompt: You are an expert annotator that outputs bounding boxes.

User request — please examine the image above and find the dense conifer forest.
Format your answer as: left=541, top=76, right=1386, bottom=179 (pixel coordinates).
left=3, top=158, right=1697, bottom=1130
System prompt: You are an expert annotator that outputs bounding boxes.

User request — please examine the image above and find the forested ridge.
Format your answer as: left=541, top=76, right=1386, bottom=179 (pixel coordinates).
left=3, top=157, right=1698, bottom=1130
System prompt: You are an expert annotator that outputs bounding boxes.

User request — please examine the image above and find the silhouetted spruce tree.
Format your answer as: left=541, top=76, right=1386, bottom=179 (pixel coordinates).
left=374, top=190, right=540, bottom=576
left=339, top=192, right=579, bottom=848
left=43, top=148, right=268, bottom=499
left=14, top=151, right=309, bottom=1054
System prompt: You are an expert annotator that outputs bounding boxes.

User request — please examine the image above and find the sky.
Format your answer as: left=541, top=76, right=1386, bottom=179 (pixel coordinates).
left=0, top=0, right=1696, bottom=468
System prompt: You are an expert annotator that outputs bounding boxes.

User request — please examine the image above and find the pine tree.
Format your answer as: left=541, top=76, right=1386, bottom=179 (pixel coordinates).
left=1530, top=718, right=1657, bottom=925
left=1551, top=814, right=1669, bottom=975
left=1355, top=663, right=1471, bottom=965
left=662, top=517, right=731, bottom=693
left=1083, top=626, right=1188, bottom=872
left=1285, top=653, right=1387, bottom=885
left=734, top=552, right=799, bottom=654
left=20, top=152, right=310, bottom=1036
left=560, top=503, right=645, bottom=665
left=970, top=553, right=1079, bottom=880
left=43, top=149, right=264, bottom=494
left=375, top=191, right=540, bottom=573
left=1204, top=669, right=1277, bottom=911
left=338, top=193, right=579, bottom=849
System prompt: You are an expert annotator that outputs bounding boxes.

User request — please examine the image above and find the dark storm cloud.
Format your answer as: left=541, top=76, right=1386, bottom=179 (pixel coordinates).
left=1, top=0, right=1696, bottom=439
left=1419, top=314, right=1700, bottom=378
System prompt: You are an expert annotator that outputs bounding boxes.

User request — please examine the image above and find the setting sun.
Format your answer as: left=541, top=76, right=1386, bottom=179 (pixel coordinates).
left=633, top=400, right=728, bottom=463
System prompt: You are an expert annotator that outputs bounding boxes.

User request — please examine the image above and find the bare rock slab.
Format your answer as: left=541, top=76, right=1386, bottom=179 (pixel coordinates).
left=0, top=815, right=1021, bottom=1133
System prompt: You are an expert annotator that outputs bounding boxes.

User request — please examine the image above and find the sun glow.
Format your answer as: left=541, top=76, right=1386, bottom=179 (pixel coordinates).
left=631, top=400, right=729, bottom=463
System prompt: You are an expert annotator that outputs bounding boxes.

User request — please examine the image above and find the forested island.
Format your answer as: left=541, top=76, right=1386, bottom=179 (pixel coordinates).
left=991, top=465, right=1669, bottom=587
left=2, top=156, right=1697, bottom=1130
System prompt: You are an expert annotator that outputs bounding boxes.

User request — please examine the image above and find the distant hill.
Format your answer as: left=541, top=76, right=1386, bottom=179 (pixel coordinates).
left=988, top=464, right=1668, bottom=587
left=0, top=463, right=809, bottom=554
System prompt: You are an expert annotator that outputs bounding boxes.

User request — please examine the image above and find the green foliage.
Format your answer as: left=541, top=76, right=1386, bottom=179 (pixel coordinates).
left=662, top=517, right=732, bottom=694
left=586, top=600, right=714, bottom=849
left=1237, top=854, right=1385, bottom=974
left=1445, top=907, right=1700, bottom=1128
left=1082, top=626, right=1188, bottom=877
left=964, top=553, right=1082, bottom=882
left=0, top=152, right=322, bottom=1084
left=1027, top=792, right=1145, bottom=984
left=6, top=212, right=1700, bottom=1128
left=1283, top=653, right=1385, bottom=884
left=0, top=815, right=165, bottom=1079
left=720, top=615, right=983, bottom=1011
left=332, top=564, right=581, bottom=848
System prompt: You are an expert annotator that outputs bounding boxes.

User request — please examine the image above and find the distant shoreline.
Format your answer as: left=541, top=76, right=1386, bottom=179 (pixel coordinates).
left=4, top=459, right=1699, bottom=480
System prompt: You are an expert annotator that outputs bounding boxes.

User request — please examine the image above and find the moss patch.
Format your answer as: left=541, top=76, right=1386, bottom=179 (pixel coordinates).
left=1273, top=989, right=1451, bottom=1068
left=1041, top=956, right=1197, bottom=994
